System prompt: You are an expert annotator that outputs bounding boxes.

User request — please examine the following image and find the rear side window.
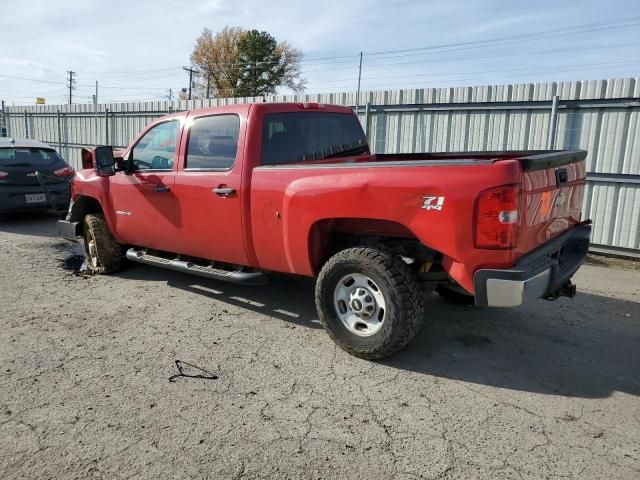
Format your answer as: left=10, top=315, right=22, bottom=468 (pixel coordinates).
left=261, top=112, right=368, bottom=166
left=186, top=115, right=240, bottom=170
left=0, top=148, right=64, bottom=167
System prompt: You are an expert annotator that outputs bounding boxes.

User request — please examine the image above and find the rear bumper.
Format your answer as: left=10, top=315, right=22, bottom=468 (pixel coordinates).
left=473, top=222, right=591, bottom=307
left=0, top=183, right=70, bottom=213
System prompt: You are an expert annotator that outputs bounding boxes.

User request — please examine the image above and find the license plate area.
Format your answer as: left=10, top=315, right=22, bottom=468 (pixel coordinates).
left=25, top=193, right=46, bottom=204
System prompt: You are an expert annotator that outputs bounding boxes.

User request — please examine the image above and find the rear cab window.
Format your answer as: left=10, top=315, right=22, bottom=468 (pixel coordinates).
left=185, top=114, right=240, bottom=170
left=261, top=112, right=368, bottom=166
left=0, top=148, right=64, bottom=167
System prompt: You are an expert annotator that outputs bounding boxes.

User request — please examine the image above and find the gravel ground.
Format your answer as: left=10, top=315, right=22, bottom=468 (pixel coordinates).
left=0, top=213, right=639, bottom=480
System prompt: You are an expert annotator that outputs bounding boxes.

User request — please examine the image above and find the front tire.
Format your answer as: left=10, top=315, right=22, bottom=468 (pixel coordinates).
left=83, top=213, right=125, bottom=274
left=315, top=247, right=424, bottom=359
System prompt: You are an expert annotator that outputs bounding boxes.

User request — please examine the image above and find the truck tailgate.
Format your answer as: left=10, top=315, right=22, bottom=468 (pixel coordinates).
left=516, top=151, right=587, bottom=255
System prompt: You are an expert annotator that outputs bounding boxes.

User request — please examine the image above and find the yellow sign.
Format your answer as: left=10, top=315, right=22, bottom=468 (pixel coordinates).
left=36, top=97, right=45, bottom=105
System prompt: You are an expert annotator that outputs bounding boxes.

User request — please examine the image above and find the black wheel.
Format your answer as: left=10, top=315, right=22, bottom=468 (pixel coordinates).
left=83, top=213, right=126, bottom=274
left=315, top=247, right=424, bottom=359
left=435, top=284, right=475, bottom=305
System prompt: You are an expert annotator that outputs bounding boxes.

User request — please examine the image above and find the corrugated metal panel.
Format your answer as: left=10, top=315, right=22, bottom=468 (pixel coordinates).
left=586, top=182, right=640, bottom=250
left=3, top=78, right=639, bottom=254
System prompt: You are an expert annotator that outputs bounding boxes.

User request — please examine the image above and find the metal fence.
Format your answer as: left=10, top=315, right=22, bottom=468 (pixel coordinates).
left=2, top=78, right=639, bottom=256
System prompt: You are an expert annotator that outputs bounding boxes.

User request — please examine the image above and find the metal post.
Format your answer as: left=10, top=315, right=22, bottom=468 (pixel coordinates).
left=355, top=51, right=363, bottom=114
left=364, top=101, right=371, bottom=139
left=0, top=100, right=4, bottom=137
left=56, top=109, right=62, bottom=152
left=104, top=108, right=109, bottom=144
left=24, top=111, right=28, bottom=138
left=94, top=81, right=99, bottom=146
left=547, top=95, right=559, bottom=149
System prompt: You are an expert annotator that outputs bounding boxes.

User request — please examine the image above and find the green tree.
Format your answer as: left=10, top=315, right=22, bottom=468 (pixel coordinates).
left=189, top=27, right=305, bottom=99
left=235, top=30, right=305, bottom=97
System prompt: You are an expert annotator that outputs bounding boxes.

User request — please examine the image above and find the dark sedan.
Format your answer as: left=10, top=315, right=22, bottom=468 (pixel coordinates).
left=0, top=138, right=73, bottom=213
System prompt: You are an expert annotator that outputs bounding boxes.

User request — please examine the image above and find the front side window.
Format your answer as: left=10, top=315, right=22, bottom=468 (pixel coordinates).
left=186, top=114, right=240, bottom=170
left=131, top=120, right=180, bottom=171
left=261, top=112, right=368, bottom=166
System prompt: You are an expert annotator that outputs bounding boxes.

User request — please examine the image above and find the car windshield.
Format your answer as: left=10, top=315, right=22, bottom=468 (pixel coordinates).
left=0, top=148, right=62, bottom=167
left=261, top=112, right=369, bottom=165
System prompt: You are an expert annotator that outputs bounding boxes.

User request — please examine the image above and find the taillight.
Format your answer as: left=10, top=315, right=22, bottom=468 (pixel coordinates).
left=53, top=166, right=75, bottom=177
left=0, top=171, right=8, bottom=179
left=474, top=184, right=521, bottom=249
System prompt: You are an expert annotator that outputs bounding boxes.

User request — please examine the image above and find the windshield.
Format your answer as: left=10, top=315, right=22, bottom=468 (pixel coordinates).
left=261, top=112, right=368, bottom=165
left=0, top=148, right=63, bottom=167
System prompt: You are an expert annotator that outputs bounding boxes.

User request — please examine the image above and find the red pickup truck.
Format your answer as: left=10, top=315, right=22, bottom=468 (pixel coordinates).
left=58, top=102, right=591, bottom=359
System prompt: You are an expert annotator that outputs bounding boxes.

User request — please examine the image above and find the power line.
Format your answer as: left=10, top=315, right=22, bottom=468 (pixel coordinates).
left=87, top=66, right=183, bottom=79
left=358, top=42, right=640, bottom=69
left=0, top=74, right=66, bottom=85
left=304, top=61, right=640, bottom=91
left=296, top=42, right=640, bottom=75
left=364, top=16, right=640, bottom=57
left=302, top=59, right=640, bottom=86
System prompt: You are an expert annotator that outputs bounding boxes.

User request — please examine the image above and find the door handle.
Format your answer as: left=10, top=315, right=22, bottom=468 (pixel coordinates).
left=213, top=186, right=236, bottom=197
left=154, top=185, right=171, bottom=193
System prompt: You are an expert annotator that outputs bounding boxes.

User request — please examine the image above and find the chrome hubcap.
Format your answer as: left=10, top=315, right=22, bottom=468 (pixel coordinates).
left=334, top=273, right=386, bottom=337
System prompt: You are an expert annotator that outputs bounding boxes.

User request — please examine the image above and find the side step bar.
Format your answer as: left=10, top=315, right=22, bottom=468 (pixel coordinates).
left=125, top=248, right=268, bottom=286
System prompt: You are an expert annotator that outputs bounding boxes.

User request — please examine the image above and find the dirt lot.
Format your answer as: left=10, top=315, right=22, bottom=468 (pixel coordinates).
left=0, top=213, right=639, bottom=480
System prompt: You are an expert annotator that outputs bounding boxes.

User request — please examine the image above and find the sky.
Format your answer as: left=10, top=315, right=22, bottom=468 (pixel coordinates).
left=1, top=0, right=639, bottom=105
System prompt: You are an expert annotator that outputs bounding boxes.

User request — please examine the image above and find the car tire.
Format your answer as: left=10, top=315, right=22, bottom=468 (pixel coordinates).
left=435, top=284, right=475, bottom=305
left=83, top=213, right=125, bottom=274
left=315, top=247, right=424, bottom=359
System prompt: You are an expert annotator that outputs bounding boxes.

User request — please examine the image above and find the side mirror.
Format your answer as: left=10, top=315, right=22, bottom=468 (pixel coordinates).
left=95, top=146, right=116, bottom=177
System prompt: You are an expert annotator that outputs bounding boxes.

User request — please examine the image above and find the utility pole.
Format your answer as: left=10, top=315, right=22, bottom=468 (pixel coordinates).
left=356, top=52, right=363, bottom=114
left=93, top=81, right=98, bottom=146
left=166, top=89, right=174, bottom=101
left=67, top=70, right=76, bottom=105
left=182, top=66, right=196, bottom=100
left=206, top=73, right=211, bottom=100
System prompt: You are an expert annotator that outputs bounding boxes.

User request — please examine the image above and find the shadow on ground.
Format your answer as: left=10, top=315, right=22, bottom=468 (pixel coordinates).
left=0, top=212, right=61, bottom=237
left=118, top=263, right=320, bottom=329
left=116, top=262, right=640, bottom=400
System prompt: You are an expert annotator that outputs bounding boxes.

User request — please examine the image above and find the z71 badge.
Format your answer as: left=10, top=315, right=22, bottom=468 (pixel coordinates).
left=422, top=196, right=445, bottom=211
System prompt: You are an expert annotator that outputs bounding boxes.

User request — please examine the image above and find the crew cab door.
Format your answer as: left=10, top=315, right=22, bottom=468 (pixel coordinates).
left=109, top=118, right=183, bottom=251
left=172, top=111, right=249, bottom=266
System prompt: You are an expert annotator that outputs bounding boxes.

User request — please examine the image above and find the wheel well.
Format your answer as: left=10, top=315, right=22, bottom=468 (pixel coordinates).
left=308, top=218, right=441, bottom=274
left=67, top=196, right=103, bottom=230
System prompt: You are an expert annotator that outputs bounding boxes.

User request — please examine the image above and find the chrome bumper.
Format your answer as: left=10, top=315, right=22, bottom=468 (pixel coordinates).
left=473, top=222, right=591, bottom=307
left=482, top=269, right=551, bottom=307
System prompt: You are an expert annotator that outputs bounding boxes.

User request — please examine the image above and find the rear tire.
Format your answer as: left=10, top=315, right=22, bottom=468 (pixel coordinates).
left=83, top=213, right=125, bottom=274
left=315, top=247, right=424, bottom=360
